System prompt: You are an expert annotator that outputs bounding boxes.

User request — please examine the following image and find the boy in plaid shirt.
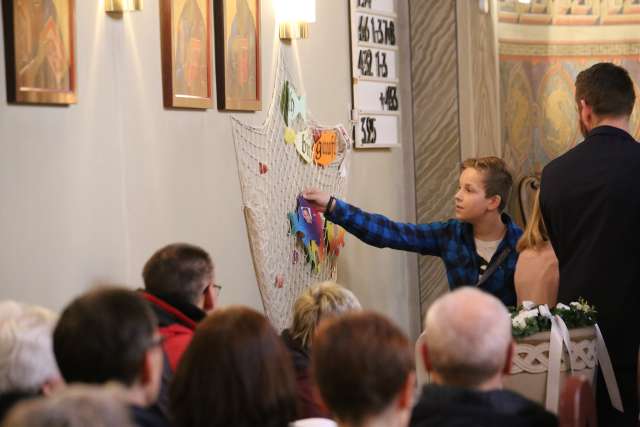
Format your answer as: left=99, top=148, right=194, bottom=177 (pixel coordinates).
left=304, top=157, right=522, bottom=306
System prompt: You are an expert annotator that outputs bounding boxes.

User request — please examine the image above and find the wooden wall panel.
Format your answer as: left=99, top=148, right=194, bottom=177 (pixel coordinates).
left=409, top=0, right=461, bottom=320
left=457, top=0, right=502, bottom=159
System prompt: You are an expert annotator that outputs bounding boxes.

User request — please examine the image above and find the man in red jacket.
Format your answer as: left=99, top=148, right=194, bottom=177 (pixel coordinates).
left=140, top=243, right=219, bottom=416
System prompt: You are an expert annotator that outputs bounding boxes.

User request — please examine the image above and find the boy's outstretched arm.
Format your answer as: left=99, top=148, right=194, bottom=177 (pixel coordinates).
left=302, top=188, right=445, bottom=256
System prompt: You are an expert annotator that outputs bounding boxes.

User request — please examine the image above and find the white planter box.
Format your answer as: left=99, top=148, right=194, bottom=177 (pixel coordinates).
left=503, top=326, right=597, bottom=406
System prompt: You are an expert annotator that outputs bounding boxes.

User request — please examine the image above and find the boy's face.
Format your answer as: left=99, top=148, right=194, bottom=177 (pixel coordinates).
left=454, top=168, right=498, bottom=222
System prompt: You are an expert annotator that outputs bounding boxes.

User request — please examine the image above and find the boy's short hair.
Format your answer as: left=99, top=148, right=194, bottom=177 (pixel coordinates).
left=311, top=311, right=414, bottom=424
left=575, top=62, right=635, bottom=118
left=290, top=281, right=361, bottom=348
left=142, top=243, right=214, bottom=305
left=53, top=287, right=157, bottom=387
left=461, top=157, right=513, bottom=212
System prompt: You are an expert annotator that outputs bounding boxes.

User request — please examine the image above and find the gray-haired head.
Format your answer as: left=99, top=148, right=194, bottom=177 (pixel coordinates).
left=423, top=287, right=512, bottom=388
left=290, top=281, right=361, bottom=348
left=0, top=301, right=60, bottom=394
left=1, top=384, right=135, bottom=427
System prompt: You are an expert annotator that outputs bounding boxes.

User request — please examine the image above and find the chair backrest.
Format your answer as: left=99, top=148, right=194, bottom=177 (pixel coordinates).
left=415, top=331, right=429, bottom=389
left=558, top=375, right=597, bottom=427
left=519, top=175, right=540, bottom=227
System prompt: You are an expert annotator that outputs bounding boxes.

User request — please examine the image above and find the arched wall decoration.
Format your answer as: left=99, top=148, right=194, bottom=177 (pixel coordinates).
left=498, top=1, right=640, bottom=222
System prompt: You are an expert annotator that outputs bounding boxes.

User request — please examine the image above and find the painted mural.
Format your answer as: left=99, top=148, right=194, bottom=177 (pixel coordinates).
left=498, top=1, right=640, bottom=216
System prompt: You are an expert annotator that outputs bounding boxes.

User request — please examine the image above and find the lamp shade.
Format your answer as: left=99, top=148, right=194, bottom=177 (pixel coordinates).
left=275, top=0, right=315, bottom=23
left=300, top=0, right=316, bottom=23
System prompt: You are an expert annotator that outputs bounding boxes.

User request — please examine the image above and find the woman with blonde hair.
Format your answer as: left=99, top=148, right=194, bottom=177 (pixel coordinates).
left=514, top=191, right=559, bottom=306
left=281, top=281, right=361, bottom=419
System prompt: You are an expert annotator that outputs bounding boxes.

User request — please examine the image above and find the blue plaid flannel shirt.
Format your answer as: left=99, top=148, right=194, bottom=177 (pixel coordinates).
left=326, top=199, right=523, bottom=306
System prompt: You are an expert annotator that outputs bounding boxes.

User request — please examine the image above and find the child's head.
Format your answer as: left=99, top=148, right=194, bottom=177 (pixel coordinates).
left=516, top=190, right=549, bottom=253
left=455, top=157, right=512, bottom=221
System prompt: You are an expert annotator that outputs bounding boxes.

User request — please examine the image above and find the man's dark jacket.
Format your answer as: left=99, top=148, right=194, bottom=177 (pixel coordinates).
left=540, top=125, right=640, bottom=424
left=409, top=384, right=557, bottom=427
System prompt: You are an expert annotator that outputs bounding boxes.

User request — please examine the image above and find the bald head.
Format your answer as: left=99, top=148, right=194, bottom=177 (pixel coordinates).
left=424, top=288, right=512, bottom=388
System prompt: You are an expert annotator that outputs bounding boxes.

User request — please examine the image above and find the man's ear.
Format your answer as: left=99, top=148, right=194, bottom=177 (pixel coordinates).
left=41, top=377, right=65, bottom=397
left=203, top=285, right=214, bottom=312
left=502, top=341, right=515, bottom=375
left=397, top=371, right=416, bottom=410
left=421, top=343, right=433, bottom=372
left=140, top=349, right=154, bottom=386
left=579, top=99, right=593, bottom=122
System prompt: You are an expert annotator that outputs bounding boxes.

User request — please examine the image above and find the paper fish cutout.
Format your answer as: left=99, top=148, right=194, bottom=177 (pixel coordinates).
left=280, top=80, right=307, bottom=127
left=287, top=91, right=307, bottom=126
left=280, top=81, right=290, bottom=125
left=288, top=195, right=347, bottom=273
left=275, top=275, right=285, bottom=289
left=313, top=130, right=338, bottom=167
left=295, top=129, right=314, bottom=164
left=259, top=162, right=268, bottom=175
left=289, top=195, right=326, bottom=273
left=284, top=127, right=296, bottom=145
left=325, top=221, right=346, bottom=257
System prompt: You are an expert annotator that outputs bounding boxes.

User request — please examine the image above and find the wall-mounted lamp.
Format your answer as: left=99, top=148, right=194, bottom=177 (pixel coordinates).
left=275, top=0, right=316, bottom=40
left=478, top=0, right=489, bottom=14
left=105, top=0, right=143, bottom=13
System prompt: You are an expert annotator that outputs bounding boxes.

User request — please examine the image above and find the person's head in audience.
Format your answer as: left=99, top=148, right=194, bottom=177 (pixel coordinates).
left=456, top=157, right=513, bottom=225
left=53, top=287, right=163, bottom=409
left=0, top=301, right=63, bottom=397
left=575, top=62, right=636, bottom=136
left=312, top=312, right=415, bottom=427
left=516, top=190, right=548, bottom=253
left=421, top=287, right=513, bottom=390
left=170, top=306, right=298, bottom=427
left=143, top=243, right=217, bottom=312
left=290, top=281, right=361, bottom=349
left=1, top=384, right=135, bottom=427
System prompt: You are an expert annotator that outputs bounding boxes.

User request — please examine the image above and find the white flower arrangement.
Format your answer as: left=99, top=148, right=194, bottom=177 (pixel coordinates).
left=510, top=298, right=597, bottom=338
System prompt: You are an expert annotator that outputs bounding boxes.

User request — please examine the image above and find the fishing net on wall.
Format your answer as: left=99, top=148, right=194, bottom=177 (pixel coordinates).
left=231, top=49, right=352, bottom=331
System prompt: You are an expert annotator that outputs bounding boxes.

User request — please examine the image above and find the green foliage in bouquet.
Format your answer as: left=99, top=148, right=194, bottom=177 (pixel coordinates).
left=510, top=298, right=597, bottom=339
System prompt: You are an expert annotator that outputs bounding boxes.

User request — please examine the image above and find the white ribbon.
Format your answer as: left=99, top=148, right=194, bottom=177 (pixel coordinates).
left=542, top=316, right=623, bottom=414
left=545, top=315, right=565, bottom=412
left=555, top=315, right=575, bottom=373
left=594, top=324, right=624, bottom=413
left=515, top=305, right=623, bottom=414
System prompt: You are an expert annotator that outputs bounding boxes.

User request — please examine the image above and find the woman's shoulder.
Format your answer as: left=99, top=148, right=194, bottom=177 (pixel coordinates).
left=519, top=242, right=557, bottom=262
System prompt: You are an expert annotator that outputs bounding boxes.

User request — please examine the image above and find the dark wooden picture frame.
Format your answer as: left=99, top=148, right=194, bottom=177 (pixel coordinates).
left=2, top=0, right=77, bottom=105
left=214, top=0, right=261, bottom=111
left=160, top=0, right=213, bottom=109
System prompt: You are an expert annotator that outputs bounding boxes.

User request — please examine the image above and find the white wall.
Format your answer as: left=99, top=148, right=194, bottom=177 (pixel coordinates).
left=0, top=0, right=419, bottom=337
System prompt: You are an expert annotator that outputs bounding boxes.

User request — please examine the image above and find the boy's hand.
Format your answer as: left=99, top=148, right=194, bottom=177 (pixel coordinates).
left=302, top=188, right=332, bottom=213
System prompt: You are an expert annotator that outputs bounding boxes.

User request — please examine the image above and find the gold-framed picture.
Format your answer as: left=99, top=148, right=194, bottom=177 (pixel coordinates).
left=160, top=0, right=214, bottom=109
left=214, top=0, right=261, bottom=111
left=2, top=0, right=77, bottom=105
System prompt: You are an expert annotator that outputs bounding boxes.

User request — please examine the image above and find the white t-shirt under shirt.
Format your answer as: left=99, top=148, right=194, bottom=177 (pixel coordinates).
left=475, top=238, right=501, bottom=277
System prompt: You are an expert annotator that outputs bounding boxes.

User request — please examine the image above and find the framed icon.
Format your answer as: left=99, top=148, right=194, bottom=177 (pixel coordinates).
left=2, top=0, right=77, bottom=104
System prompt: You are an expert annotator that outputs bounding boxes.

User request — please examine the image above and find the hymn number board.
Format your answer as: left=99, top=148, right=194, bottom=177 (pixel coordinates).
left=350, top=0, right=400, bottom=148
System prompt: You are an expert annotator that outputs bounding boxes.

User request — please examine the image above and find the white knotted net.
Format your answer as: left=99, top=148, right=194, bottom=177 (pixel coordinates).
left=231, top=50, right=352, bottom=331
